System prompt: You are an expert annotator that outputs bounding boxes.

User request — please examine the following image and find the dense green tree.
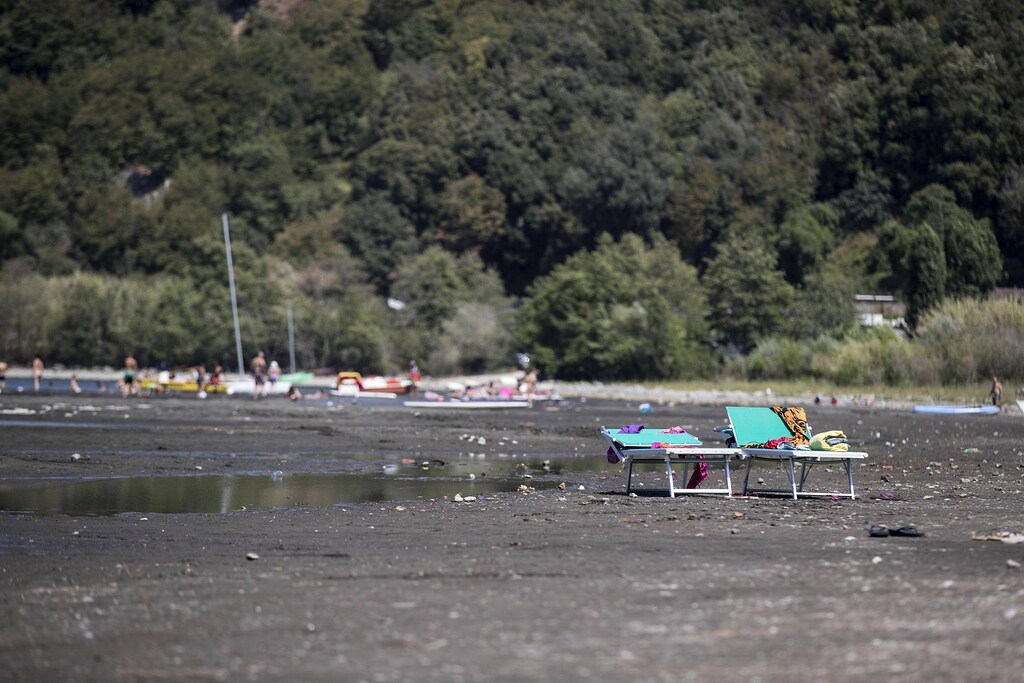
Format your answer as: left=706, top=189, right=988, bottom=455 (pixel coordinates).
left=516, top=233, right=708, bottom=380
left=701, top=232, right=795, bottom=353
left=876, top=219, right=947, bottom=329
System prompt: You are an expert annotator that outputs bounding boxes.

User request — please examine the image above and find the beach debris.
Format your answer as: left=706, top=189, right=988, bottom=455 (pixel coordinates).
left=870, top=525, right=924, bottom=538
left=468, top=473, right=476, bottom=480
left=577, top=485, right=585, bottom=490
left=246, top=552, right=259, bottom=561
left=453, top=493, right=476, bottom=503
left=1008, top=559, right=1021, bottom=569
left=558, top=482, right=566, bottom=490
left=195, top=465, right=203, bottom=471
left=516, top=484, right=532, bottom=494
left=70, top=453, right=82, bottom=462
left=972, top=532, right=1024, bottom=544
left=638, top=403, right=652, bottom=414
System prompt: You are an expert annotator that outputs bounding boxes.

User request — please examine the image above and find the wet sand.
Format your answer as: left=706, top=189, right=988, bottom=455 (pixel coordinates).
left=1, top=392, right=1022, bottom=682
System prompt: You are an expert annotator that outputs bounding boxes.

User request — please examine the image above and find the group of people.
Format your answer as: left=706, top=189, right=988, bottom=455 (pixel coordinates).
left=249, top=350, right=282, bottom=399
left=0, top=356, right=44, bottom=394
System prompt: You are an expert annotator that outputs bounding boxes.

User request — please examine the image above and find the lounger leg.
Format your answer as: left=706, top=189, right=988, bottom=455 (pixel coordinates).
left=626, top=460, right=634, bottom=495
left=665, top=458, right=676, bottom=498
left=724, top=458, right=733, bottom=496
left=797, top=462, right=813, bottom=491
left=786, top=457, right=798, bottom=499
left=845, top=459, right=855, bottom=499
left=742, top=458, right=754, bottom=495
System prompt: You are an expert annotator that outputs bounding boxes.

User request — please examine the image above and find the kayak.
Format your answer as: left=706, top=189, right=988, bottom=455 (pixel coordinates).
left=912, top=405, right=1000, bottom=415
left=138, top=378, right=230, bottom=394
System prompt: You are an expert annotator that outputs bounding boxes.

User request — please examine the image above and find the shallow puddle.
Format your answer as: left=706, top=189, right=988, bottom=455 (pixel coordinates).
left=0, top=469, right=565, bottom=516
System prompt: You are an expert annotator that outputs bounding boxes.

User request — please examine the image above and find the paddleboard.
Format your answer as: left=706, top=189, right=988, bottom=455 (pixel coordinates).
left=404, top=400, right=530, bottom=409
left=912, top=405, right=999, bottom=415
left=330, top=388, right=399, bottom=399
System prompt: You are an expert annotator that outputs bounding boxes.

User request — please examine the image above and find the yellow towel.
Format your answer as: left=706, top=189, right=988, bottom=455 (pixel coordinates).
left=809, top=430, right=849, bottom=452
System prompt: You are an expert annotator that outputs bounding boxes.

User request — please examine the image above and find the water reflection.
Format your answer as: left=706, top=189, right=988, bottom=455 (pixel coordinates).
left=0, top=471, right=562, bottom=516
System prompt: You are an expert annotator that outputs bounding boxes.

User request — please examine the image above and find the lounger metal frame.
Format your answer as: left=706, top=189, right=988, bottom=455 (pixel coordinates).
left=736, top=448, right=868, bottom=499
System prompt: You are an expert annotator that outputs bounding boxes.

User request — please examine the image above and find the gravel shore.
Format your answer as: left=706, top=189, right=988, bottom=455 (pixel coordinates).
left=1, top=392, right=1022, bottom=682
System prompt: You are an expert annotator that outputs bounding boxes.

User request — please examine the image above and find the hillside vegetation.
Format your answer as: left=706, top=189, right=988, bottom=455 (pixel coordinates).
left=1, top=0, right=1022, bottom=384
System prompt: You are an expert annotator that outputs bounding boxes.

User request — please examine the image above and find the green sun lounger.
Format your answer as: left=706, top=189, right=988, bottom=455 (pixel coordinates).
left=601, top=427, right=739, bottom=497
left=725, top=406, right=869, bottom=499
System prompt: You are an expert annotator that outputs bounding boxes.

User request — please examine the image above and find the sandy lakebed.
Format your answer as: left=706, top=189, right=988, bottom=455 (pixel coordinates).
left=1, top=389, right=1022, bottom=682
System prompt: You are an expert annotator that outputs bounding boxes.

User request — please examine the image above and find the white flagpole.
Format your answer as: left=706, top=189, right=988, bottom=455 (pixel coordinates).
left=287, top=304, right=296, bottom=374
left=222, top=214, right=245, bottom=378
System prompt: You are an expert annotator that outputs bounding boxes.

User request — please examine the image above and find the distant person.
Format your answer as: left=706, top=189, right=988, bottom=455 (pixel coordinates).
left=251, top=351, right=267, bottom=399
left=70, top=373, right=82, bottom=394
left=991, top=376, right=1003, bottom=409
left=268, top=360, right=281, bottom=392
left=0, top=359, right=7, bottom=393
left=210, top=364, right=223, bottom=389
left=408, top=360, right=422, bottom=384
left=286, top=385, right=301, bottom=401
left=120, top=355, right=139, bottom=397
left=32, top=356, right=44, bottom=392
left=195, top=365, right=207, bottom=399
left=522, top=368, right=538, bottom=395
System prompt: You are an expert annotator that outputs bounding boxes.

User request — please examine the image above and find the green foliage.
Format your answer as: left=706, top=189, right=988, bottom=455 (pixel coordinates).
left=389, top=247, right=512, bottom=373
left=3, top=0, right=1024, bottom=378
left=875, top=219, right=947, bottom=328
left=914, top=297, right=1024, bottom=384
left=776, top=203, right=839, bottom=284
left=701, top=232, right=795, bottom=353
left=516, top=233, right=709, bottom=380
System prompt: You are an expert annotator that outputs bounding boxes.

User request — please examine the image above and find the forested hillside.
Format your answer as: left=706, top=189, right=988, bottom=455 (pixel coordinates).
left=1, top=0, right=1022, bottom=383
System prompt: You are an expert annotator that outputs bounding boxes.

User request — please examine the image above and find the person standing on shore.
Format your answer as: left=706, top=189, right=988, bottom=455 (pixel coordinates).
left=251, top=351, right=267, bottom=399
left=0, top=359, right=7, bottom=393
left=267, top=360, right=281, bottom=393
left=195, top=365, right=207, bottom=399
left=32, top=356, right=44, bottom=392
left=121, top=355, right=139, bottom=397
left=990, top=376, right=1003, bottom=410
left=70, top=373, right=82, bottom=394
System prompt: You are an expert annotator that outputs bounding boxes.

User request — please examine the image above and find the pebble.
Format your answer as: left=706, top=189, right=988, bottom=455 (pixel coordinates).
left=246, top=552, right=259, bottom=561
left=1008, top=559, right=1021, bottom=569
left=872, top=556, right=883, bottom=564
left=71, top=453, right=82, bottom=461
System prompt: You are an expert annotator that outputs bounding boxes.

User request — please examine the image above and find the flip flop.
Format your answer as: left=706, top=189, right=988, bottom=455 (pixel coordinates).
left=890, top=526, right=925, bottom=537
left=869, top=524, right=890, bottom=537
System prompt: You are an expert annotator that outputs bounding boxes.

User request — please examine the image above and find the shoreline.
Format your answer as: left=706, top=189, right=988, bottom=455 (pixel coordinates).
left=2, top=364, right=1006, bottom=413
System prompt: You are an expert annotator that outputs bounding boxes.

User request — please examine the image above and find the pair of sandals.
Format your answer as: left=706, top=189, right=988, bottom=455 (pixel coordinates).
left=869, top=524, right=924, bottom=537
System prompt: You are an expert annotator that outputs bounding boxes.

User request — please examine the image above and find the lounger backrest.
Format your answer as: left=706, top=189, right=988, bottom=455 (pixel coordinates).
left=725, top=406, right=811, bottom=445
left=606, top=430, right=703, bottom=448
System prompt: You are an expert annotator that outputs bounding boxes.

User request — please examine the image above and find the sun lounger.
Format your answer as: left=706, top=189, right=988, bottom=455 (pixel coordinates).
left=724, top=406, right=868, bottom=499
left=601, top=427, right=738, bottom=497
